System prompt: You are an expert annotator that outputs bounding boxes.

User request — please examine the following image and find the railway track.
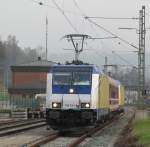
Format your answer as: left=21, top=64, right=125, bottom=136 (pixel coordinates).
left=68, top=115, right=122, bottom=147
left=0, top=119, right=44, bottom=127
left=0, top=119, right=26, bottom=126
left=25, top=132, right=59, bottom=147
left=26, top=114, right=123, bottom=147
left=0, top=119, right=46, bottom=137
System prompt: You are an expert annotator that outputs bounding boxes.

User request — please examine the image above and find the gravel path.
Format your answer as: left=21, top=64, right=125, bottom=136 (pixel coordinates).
left=41, top=137, right=77, bottom=147
left=0, top=126, right=52, bottom=147
left=80, top=107, right=134, bottom=147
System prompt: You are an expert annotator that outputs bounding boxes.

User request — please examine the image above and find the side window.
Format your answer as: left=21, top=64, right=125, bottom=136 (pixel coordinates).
left=109, top=84, right=118, bottom=99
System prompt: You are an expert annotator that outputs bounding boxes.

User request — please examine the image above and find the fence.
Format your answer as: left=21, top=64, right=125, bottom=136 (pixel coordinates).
left=0, top=90, right=40, bottom=110
left=9, top=97, right=40, bottom=110
left=125, top=90, right=138, bottom=104
left=0, top=90, right=11, bottom=110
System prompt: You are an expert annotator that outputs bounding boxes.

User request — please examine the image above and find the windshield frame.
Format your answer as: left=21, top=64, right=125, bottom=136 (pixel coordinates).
left=52, top=67, right=92, bottom=86
left=52, top=72, right=72, bottom=86
left=72, top=71, right=92, bottom=86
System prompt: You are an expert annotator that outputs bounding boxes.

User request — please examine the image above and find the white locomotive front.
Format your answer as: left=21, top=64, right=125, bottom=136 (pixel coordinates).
left=46, top=64, right=124, bottom=130
left=46, top=64, right=99, bottom=129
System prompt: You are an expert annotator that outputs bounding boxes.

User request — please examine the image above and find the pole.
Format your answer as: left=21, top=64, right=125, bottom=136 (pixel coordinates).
left=104, top=56, right=108, bottom=74
left=46, top=16, right=48, bottom=60
left=138, top=6, right=146, bottom=106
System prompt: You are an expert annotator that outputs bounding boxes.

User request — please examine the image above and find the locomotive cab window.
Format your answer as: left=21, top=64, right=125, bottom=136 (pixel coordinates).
left=53, top=72, right=72, bottom=85
left=73, top=72, right=91, bottom=85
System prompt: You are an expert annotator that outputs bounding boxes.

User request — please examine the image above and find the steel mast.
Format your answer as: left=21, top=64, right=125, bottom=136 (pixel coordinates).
left=138, top=6, right=146, bottom=104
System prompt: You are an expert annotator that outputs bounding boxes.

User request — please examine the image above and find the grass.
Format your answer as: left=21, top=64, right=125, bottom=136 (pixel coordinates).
left=132, top=118, right=150, bottom=146
left=126, top=103, right=150, bottom=110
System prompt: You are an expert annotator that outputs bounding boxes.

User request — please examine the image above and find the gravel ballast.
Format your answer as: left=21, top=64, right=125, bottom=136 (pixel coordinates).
left=0, top=126, right=52, bottom=147
left=80, top=107, right=134, bottom=147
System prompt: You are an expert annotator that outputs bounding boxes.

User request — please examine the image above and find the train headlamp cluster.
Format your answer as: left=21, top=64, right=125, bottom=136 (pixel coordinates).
left=52, top=102, right=61, bottom=108
left=81, top=103, right=90, bottom=108
left=69, top=88, right=74, bottom=93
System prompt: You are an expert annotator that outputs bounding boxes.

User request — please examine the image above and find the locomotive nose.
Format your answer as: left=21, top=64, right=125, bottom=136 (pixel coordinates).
left=62, top=94, right=80, bottom=109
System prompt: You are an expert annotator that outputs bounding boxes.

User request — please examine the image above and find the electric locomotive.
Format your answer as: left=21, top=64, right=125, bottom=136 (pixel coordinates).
left=46, top=63, right=124, bottom=130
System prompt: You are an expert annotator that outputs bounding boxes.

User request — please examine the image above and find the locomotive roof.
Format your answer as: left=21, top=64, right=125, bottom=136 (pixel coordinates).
left=52, top=64, right=100, bottom=73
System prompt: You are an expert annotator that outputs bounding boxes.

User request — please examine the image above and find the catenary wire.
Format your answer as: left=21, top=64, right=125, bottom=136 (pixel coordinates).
left=72, top=0, right=139, bottom=50
left=72, top=0, right=138, bottom=68
left=51, top=0, right=79, bottom=33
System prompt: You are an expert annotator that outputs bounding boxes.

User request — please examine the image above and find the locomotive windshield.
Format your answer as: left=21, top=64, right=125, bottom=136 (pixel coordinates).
left=52, top=67, right=92, bottom=86
left=73, top=72, right=91, bottom=85
left=53, top=72, right=72, bottom=85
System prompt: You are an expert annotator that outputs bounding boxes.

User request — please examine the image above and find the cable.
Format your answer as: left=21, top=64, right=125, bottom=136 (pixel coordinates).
left=114, top=42, right=138, bottom=53
left=86, top=46, right=106, bottom=58
left=86, top=21, right=109, bottom=55
left=89, top=37, right=117, bottom=40
left=85, top=18, right=139, bottom=50
left=72, top=0, right=85, bottom=16
left=86, top=34, right=137, bottom=68
left=87, top=29, right=137, bottom=69
left=72, top=0, right=115, bottom=45
left=50, top=0, right=139, bottom=69
left=51, top=0, right=79, bottom=33
left=29, top=0, right=79, bottom=15
left=30, top=0, right=55, bottom=8
left=85, top=17, right=139, bottom=20
left=72, top=0, right=139, bottom=50
left=112, top=51, right=137, bottom=68
left=93, top=37, right=138, bottom=68
left=72, top=0, right=115, bottom=57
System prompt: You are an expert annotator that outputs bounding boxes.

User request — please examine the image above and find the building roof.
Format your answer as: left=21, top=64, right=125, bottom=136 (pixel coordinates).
left=16, top=59, right=56, bottom=67
left=11, top=59, right=57, bottom=72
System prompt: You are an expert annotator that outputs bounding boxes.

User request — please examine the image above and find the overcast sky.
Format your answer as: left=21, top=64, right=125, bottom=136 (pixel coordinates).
left=0, top=0, right=150, bottom=65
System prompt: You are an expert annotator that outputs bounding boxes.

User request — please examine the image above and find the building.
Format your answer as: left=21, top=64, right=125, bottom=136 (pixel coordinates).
left=8, top=58, right=56, bottom=109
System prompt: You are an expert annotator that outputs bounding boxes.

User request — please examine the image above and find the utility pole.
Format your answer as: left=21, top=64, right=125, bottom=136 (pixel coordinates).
left=46, top=16, right=48, bottom=60
left=138, top=6, right=146, bottom=105
left=35, top=1, right=48, bottom=60
left=103, top=58, right=118, bottom=77
left=104, top=56, right=108, bottom=74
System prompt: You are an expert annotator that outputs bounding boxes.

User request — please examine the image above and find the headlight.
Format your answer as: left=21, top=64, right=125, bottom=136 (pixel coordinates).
left=85, top=103, right=90, bottom=108
left=52, top=102, right=61, bottom=108
left=69, top=88, right=74, bottom=93
left=81, top=103, right=90, bottom=108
